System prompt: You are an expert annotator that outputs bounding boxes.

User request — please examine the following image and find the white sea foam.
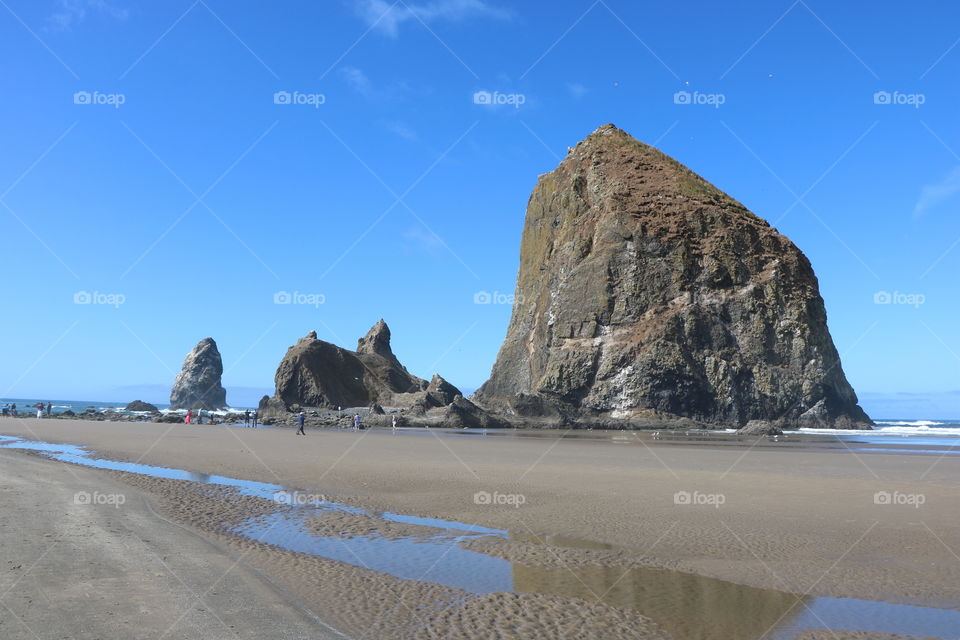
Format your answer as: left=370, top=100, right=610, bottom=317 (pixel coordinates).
left=801, top=424, right=960, bottom=437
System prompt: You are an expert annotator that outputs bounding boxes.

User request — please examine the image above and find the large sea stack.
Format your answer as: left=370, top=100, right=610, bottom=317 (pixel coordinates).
left=169, top=338, right=227, bottom=410
left=473, top=124, right=872, bottom=429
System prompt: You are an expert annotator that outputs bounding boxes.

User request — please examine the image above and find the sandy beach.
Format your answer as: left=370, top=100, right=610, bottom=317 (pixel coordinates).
left=1, top=418, right=958, bottom=639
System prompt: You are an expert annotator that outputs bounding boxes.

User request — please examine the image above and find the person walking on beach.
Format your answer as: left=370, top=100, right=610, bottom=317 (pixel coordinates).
left=11, top=403, right=17, bottom=417
left=185, top=409, right=192, bottom=424
left=46, top=402, right=52, bottom=416
left=244, top=409, right=250, bottom=427
left=252, top=410, right=259, bottom=427
left=391, top=415, right=398, bottom=431
left=353, top=413, right=362, bottom=431
left=297, top=411, right=305, bottom=435
left=36, top=403, right=43, bottom=419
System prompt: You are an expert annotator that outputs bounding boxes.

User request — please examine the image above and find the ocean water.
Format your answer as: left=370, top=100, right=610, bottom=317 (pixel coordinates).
left=803, top=419, right=960, bottom=436
left=0, top=398, right=252, bottom=415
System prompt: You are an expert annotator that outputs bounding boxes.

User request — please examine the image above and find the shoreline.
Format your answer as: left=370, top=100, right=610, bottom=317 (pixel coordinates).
left=2, top=418, right=959, bottom=638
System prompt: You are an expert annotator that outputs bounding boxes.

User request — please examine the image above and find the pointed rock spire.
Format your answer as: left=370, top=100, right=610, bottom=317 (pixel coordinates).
left=356, top=319, right=394, bottom=359
left=169, top=338, right=227, bottom=410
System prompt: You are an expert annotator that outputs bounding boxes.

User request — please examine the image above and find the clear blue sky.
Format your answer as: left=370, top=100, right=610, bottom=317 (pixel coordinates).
left=1, top=0, right=958, bottom=417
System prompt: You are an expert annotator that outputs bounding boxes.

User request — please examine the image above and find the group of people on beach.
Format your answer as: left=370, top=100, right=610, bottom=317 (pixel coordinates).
left=1, top=402, right=52, bottom=418
left=294, top=411, right=398, bottom=435
left=183, top=409, right=215, bottom=425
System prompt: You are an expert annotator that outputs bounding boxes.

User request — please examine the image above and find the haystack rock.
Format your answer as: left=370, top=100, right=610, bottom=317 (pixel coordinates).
left=169, top=338, right=227, bottom=410
left=473, top=124, right=872, bottom=429
left=265, top=321, right=428, bottom=410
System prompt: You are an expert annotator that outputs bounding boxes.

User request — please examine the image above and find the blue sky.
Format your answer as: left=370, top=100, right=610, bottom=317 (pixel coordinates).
left=1, top=0, right=958, bottom=417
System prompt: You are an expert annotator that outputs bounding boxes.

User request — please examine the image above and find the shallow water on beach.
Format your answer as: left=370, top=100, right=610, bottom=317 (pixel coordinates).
left=2, top=433, right=959, bottom=640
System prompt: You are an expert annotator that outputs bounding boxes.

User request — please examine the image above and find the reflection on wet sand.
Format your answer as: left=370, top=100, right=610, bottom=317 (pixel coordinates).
left=508, top=534, right=805, bottom=640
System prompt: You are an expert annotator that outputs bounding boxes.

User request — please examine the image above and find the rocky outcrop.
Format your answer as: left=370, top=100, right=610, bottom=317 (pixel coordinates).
left=169, top=338, right=227, bottom=410
left=124, top=400, right=159, bottom=412
left=473, top=124, right=872, bottom=430
left=736, top=420, right=784, bottom=436
left=266, top=321, right=429, bottom=410
left=427, top=374, right=462, bottom=405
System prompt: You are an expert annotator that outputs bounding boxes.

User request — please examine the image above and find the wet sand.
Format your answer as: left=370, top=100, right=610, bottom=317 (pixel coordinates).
left=0, top=448, right=338, bottom=640
left=1, top=418, right=959, bottom=639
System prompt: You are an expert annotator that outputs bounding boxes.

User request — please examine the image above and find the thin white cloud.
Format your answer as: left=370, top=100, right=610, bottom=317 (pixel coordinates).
left=352, top=0, right=510, bottom=37
left=914, top=166, right=960, bottom=217
left=338, top=65, right=373, bottom=95
left=567, top=83, right=588, bottom=99
left=48, top=0, right=128, bottom=31
left=402, top=226, right=444, bottom=254
left=383, top=121, right=419, bottom=142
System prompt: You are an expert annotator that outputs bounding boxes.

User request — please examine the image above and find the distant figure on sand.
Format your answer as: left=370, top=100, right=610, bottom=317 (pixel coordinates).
left=10, top=403, right=17, bottom=417
left=36, top=404, right=43, bottom=419
left=252, top=410, right=259, bottom=427
left=46, top=402, right=52, bottom=416
left=392, top=415, right=397, bottom=430
left=353, top=414, right=362, bottom=431
left=185, top=409, right=192, bottom=424
left=244, top=409, right=250, bottom=427
left=297, top=412, right=305, bottom=435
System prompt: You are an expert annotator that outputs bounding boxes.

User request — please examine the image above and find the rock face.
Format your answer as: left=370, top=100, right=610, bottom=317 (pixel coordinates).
left=169, top=338, right=227, bottom=410
left=267, top=321, right=429, bottom=410
left=124, top=400, right=159, bottom=412
left=473, top=124, right=872, bottom=429
left=426, top=374, right=462, bottom=406
left=736, top=420, right=784, bottom=436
